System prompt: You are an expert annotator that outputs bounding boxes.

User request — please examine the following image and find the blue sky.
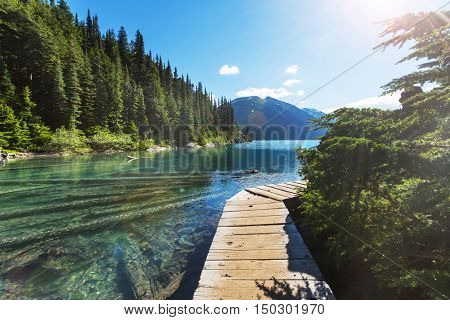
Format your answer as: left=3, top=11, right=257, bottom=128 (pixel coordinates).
left=68, top=0, right=446, bottom=112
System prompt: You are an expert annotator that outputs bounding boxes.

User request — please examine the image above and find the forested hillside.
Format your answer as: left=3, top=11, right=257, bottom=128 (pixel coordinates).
left=0, top=0, right=238, bottom=153
left=297, top=11, right=449, bottom=299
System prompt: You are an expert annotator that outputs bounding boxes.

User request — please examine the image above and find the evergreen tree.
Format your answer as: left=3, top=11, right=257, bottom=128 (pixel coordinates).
left=78, top=56, right=96, bottom=130
left=135, top=84, right=148, bottom=137
left=51, top=59, right=68, bottom=128
left=0, top=56, right=16, bottom=107
left=63, top=47, right=82, bottom=128
left=133, top=30, right=146, bottom=84
left=122, top=69, right=136, bottom=134
left=0, top=103, right=21, bottom=150
left=117, top=26, right=130, bottom=67
left=107, top=56, right=124, bottom=132
left=19, top=86, right=51, bottom=150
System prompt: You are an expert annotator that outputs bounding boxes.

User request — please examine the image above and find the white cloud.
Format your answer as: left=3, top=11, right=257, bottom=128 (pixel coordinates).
left=297, top=90, right=305, bottom=97
left=283, top=79, right=302, bottom=87
left=235, top=87, right=294, bottom=100
left=219, top=64, right=240, bottom=75
left=284, top=64, right=299, bottom=75
left=324, top=93, right=401, bottom=113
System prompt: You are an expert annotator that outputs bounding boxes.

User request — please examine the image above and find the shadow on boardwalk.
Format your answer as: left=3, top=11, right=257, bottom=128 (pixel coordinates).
left=253, top=198, right=334, bottom=300
left=255, top=277, right=334, bottom=300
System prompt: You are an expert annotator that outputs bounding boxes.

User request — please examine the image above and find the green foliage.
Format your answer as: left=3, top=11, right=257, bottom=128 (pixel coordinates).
left=0, top=0, right=237, bottom=152
left=196, top=128, right=228, bottom=146
left=136, top=138, right=155, bottom=150
left=0, top=103, right=21, bottom=150
left=88, top=128, right=134, bottom=152
left=297, top=11, right=449, bottom=299
left=47, top=127, right=88, bottom=153
left=19, top=86, right=52, bottom=151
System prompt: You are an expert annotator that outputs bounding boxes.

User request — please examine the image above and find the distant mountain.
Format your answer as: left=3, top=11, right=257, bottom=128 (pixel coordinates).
left=231, top=96, right=325, bottom=140
left=301, top=108, right=326, bottom=118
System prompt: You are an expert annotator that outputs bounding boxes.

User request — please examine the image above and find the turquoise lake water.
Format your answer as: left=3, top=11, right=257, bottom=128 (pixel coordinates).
left=0, top=140, right=318, bottom=299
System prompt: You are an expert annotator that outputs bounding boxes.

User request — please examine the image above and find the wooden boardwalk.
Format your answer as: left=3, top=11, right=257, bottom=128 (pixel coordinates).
left=193, top=180, right=334, bottom=300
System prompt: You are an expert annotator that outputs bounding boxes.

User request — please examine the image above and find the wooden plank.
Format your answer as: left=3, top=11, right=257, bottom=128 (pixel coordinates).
left=256, top=186, right=297, bottom=198
left=266, top=184, right=299, bottom=194
left=214, top=224, right=299, bottom=236
left=245, top=188, right=287, bottom=201
left=198, top=270, right=318, bottom=283
left=194, top=280, right=335, bottom=300
left=203, top=259, right=318, bottom=272
left=198, top=268, right=321, bottom=281
left=206, top=248, right=313, bottom=260
left=227, top=190, right=251, bottom=201
left=226, top=198, right=280, bottom=206
left=221, top=208, right=289, bottom=219
left=223, top=202, right=286, bottom=212
left=275, top=183, right=299, bottom=191
left=211, top=232, right=304, bottom=244
left=285, top=181, right=306, bottom=188
left=209, top=239, right=307, bottom=251
left=218, top=215, right=292, bottom=227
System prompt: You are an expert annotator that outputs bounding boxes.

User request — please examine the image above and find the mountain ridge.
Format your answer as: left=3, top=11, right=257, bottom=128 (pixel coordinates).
left=231, top=96, right=325, bottom=140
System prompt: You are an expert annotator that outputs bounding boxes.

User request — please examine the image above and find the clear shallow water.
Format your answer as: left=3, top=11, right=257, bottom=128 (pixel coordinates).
left=0, top=140, right=318, bottom=299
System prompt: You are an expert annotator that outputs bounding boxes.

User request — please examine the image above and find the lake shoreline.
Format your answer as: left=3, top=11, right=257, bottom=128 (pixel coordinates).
left=1, top=141, right=237, bottom=162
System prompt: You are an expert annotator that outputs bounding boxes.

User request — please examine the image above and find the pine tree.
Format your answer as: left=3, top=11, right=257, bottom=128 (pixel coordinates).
left=117, top=26, right=130, bottom=67
left=0, top=103, right=21, bottom=150
left=104, top=29, right=117, bottom=60
left=133, top=30, right=146, bottom=84
left=63, top=47, right=82, bottom=128
left=163, top=60, right=179, bottom=124
left=135, top=84, right=148, bottom=137
left=78, top=55, right=96, bottom=130
left=122, top=69, right=135, bottom=134
left=19, top=86, right=51, bottom=150
left=52, top=59, right=68, bottom=128
left=142, top=64, right=169, bottom=140
left=0, top=56, right=16, bottom=107
left=107, top=56, right=124, bottom=132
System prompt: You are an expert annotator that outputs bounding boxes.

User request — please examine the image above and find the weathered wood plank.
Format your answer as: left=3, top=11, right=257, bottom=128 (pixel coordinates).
left=284, top=181, right=306, bottom=188
left=218, top=215, right=292, bottom=227
left=198, top=268, right=321, bottom=281
left=266, top=184, right=299, bottom=194
left=227, top=190, right=251, bottom=201
left=194, top=280, right=335, bottom=300
left=221, top=208, right=289, bottom=219
left=226, top=198, right=281, bottom=206
left=206, top=248, right=313, bottom=260
left=245, top=188, right=288, bottom=201
left=256, top=186, right=297, bottom=198
left=214, top=223, right=298, bottom=236
left=203, top=259, right=318, bottom=272
left=210, top=236, right=305, bottom=250
left=211, top=232, right=304, bottom=244
left=223, top=202, right=286, bottom=212
left=275, top=183, right=299, bottom=192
